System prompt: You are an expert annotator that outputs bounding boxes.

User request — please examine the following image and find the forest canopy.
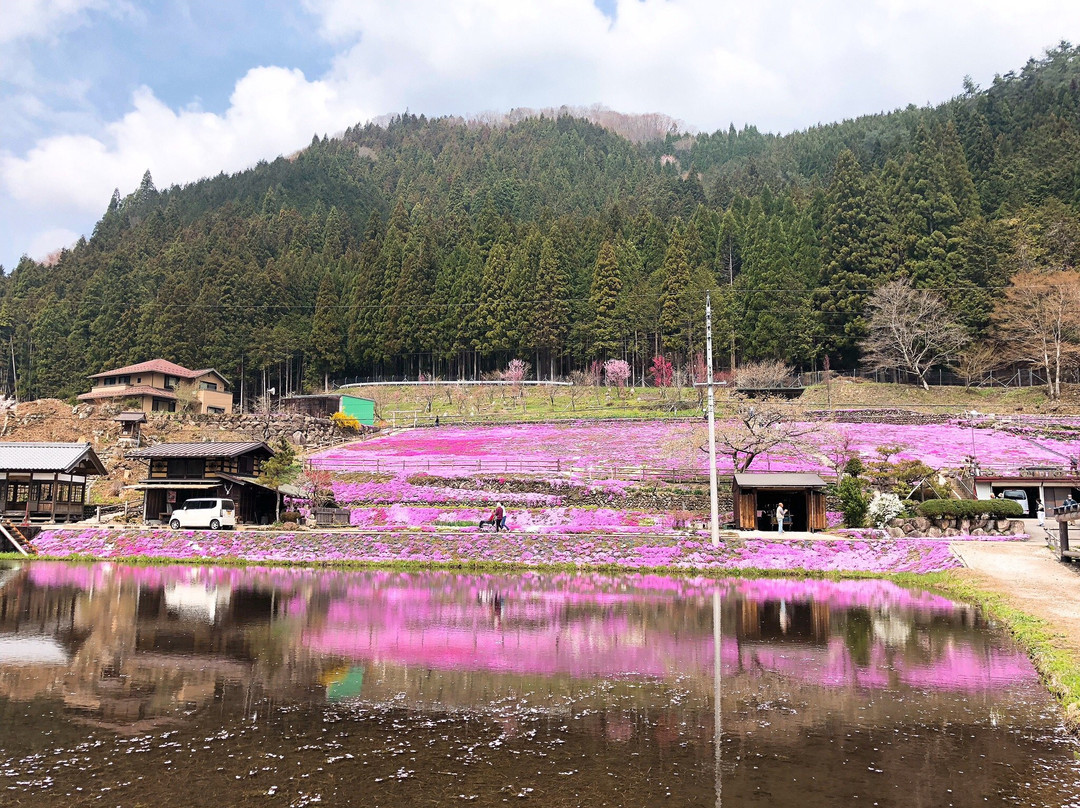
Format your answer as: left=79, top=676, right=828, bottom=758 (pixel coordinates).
left=4, top=43, right=1080, bottom=404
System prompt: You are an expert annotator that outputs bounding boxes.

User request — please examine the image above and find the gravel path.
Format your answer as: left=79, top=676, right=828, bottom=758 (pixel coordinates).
left=951, top=527, right=1080, bottom=659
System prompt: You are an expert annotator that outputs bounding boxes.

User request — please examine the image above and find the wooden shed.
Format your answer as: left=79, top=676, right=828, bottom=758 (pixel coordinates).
left=732, top=472, right=828, bottom=532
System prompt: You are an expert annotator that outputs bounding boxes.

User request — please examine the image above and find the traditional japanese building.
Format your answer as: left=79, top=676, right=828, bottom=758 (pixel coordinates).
left=0, top=442, right=106, bottom=522
left=127, top=442, right=281, bottom=525
left=731, top=472, right=829, bottom=532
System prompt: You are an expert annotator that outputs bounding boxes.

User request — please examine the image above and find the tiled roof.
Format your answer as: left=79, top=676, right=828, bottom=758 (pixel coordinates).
left=76, top=385, right=177, bottom=401
left=0, top=442, right=107, bottom=474
left=88, top=359, right=225, bottom=382
left=128, top=442, right=273, bottom=459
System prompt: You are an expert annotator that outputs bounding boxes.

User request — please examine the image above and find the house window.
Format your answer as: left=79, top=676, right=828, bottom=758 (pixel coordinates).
left=166, top=458, right=205, bottom=479
left=164, top=375, right=179, bottom=390
left=71, top=483, right=84, bottom=503
left=207, top=406, right=225, bottom=415
left=238, top=455, right=254, bottom=476
left=152, top=398, right=176, bottom=412
left=200, top=381, right=218, bottom=391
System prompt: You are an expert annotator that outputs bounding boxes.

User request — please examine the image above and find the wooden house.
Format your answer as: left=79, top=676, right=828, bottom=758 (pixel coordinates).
left=128, top=442, right=281, bottom=525
left=0, top=442, right=106, bottom=522
left=731, top=472, right=829, bottom=532
left=78, top=359, right=234, bottom=414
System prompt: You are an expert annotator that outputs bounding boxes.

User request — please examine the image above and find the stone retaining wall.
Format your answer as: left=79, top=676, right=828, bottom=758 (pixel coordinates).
left=886, top=515, right=1026, bottom=538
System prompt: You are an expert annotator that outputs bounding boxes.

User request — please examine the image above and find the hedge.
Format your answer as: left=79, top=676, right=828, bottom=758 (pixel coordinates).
left=916, top=498, right=1023, bottom=518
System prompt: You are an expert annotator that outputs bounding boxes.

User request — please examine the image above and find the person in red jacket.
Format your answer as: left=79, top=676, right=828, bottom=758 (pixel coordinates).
left=494, top=502, right=506, bottom=532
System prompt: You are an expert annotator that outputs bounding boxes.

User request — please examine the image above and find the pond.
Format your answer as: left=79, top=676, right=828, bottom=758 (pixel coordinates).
left=0, top=562, right=1078, bottom=807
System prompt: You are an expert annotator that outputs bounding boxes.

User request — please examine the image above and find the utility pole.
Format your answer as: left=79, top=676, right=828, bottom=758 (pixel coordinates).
left=706, top=291, right=720, bottom=547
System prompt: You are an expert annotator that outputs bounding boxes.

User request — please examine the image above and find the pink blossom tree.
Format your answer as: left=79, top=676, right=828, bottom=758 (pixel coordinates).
left=649, top=355, right=674, bottom=390
left=604, top=358, right=632, bottom=399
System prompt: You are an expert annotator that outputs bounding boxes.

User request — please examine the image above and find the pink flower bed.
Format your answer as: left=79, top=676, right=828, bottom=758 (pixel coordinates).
left=31, top=527, right=961, bottom=573
left=345, top=505, right=675, bottom=532
left=310, top=418, right=1079, bottom=477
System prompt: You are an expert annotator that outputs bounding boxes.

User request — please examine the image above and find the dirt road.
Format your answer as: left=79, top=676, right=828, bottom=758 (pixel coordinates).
left=951, top=531, right=1080, bottom=661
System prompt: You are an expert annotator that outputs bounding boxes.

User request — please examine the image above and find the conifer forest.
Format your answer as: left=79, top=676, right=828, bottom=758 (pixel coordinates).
left=6, top=44, right=1080, bottom=403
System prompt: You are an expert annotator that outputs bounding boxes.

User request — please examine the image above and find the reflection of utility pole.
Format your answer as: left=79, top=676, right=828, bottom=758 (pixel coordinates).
left=706, top=291, right=720, bottom=547
left=713, top=589, right=723, bottom=808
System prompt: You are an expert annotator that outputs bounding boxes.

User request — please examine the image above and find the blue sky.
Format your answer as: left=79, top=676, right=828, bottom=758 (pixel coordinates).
left=2, top=0, right=1080, bottom=269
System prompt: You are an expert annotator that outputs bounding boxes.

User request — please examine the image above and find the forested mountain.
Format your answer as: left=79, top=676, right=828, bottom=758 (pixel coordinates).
left=5, top=43, right=1080, bottom=403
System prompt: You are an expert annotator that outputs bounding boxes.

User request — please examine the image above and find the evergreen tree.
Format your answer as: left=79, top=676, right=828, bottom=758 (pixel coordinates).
left=589, top=241, right=622, bottom=359
left=309, top=273, right=345, bottom=391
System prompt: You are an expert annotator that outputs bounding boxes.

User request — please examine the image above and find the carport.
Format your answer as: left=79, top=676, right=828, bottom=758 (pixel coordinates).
left=732, top=472, right=828, bottom=532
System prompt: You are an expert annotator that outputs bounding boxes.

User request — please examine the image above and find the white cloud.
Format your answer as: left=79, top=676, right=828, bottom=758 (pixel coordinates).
left=1, top=68, right=369, bottom=212
left=0, top=0, right=114, bottom=43
left=5, top=0, right=1080, bottom=265
left=27, top=227, right=80, bottom=262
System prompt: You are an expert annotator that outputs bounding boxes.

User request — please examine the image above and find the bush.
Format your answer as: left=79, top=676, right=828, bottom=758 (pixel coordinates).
left=867, top=492, right=905, bottom=528
left=836, top=476, right=869, bottom=528
left=916, top=499, right=1023, bottom=518
left=280, top=510, right=302, bottom=523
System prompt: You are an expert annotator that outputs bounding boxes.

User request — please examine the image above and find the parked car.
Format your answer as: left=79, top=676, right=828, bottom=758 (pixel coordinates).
left=169, top=498, right=236, bottom=530
left=999, top=489, right=1029, bottom=514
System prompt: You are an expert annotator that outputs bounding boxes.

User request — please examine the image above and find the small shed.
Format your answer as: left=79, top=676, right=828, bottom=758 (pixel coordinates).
left=732, top=472, right=828, bottom=532
left=278, top=393, right=376, bottom=425
left=114, top=411, right=147, bottom=447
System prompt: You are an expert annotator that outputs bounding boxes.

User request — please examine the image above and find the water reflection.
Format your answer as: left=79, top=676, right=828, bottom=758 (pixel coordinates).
left=0, top=561, right=1077, bottom=807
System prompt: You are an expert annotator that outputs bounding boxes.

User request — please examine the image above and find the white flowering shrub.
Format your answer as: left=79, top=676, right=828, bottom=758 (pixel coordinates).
left=867, top=492, right=905, bottom=528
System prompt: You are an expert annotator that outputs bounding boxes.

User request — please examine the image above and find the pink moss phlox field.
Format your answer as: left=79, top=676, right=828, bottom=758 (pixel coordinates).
left=310, top=418, right=1080, bottom=477
left=344, top=505, right=675, bottom=532
left=32, top=528, right=960, bottom=573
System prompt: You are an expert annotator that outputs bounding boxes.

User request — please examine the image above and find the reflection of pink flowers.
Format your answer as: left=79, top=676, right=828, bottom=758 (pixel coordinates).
left=20, top=561, right=1037, bottom=693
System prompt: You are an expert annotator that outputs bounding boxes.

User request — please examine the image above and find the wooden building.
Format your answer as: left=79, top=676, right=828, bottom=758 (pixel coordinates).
left=0, top=442, right=106, bottom=522
left=115, top=412, right=146, bottom=448
left=731, top=472, right=828, bottom=532
left=278, top=393, right=377, bottom=425
left=128, top=442, right=281, bottom=525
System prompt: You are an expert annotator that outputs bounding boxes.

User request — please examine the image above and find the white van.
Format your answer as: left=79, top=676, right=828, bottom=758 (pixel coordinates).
left=169, top=498, right=236, bottom=530
left=999, top=489, right=1029, bottom=515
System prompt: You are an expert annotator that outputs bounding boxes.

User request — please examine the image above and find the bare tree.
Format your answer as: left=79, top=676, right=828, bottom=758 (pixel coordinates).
left=715, top=396, right=814, bottom=472
left=953, top=342, right=1003, bottom=389
left=816, top=426, right=860, bottom=480
left=991, top=270, right=1080, bottom=400
left=735, top=359, right=794, bottom=390
left=568, top=370, right=588, bottom=412
left=861, top=278, right=969, bottom=391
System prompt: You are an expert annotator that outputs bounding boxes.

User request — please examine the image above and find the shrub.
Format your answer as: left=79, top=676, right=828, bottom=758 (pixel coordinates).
left=836, top=476, right=869, bottom=528
left=867, top=492, right=905, bottom=528
left=917, top=499, right=1023, bottom=518
left=331, top=411, right=361, bottom=431
left=280, top=510, right=302, bottom=523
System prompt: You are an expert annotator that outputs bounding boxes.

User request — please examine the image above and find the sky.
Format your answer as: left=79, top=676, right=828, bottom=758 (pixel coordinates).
left=2, top=0, right=1080, bottom=270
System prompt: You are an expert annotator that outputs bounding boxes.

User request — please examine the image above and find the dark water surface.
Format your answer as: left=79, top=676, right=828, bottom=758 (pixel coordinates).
left=1, top=562, right=1078, bottom=807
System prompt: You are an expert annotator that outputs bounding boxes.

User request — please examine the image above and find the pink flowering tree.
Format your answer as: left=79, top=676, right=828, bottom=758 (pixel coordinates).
left=649, top=355, right=674, bottom=393
left=604, top=358, right=632, bottom=399
left=503, top=359, right=530, bottom=409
